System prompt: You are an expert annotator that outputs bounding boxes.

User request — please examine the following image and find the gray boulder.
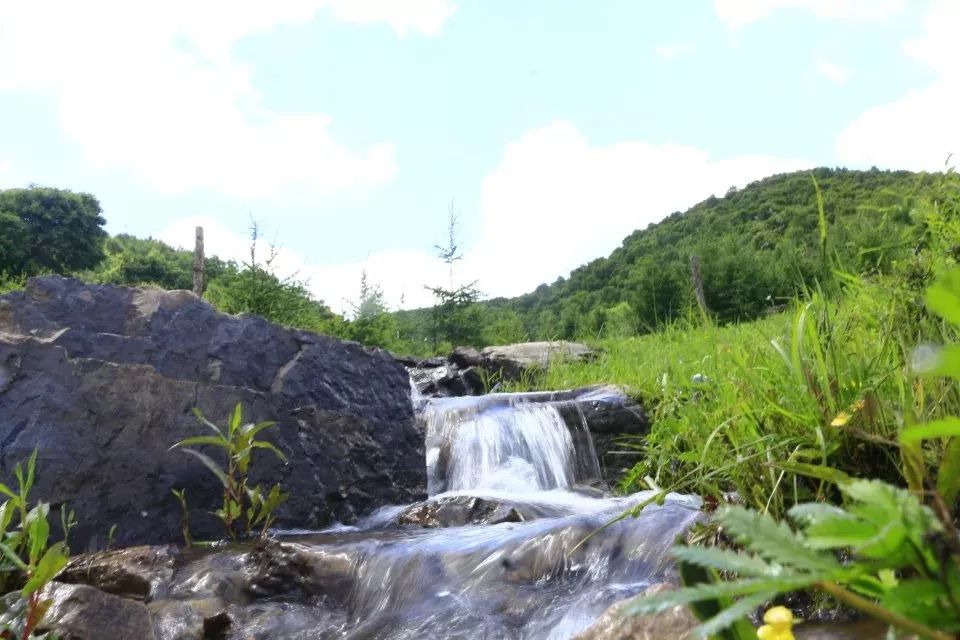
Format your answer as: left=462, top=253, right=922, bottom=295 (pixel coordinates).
left=0, top=277, right=425, bottom=549
left=481, top=341, right=595, bottom=380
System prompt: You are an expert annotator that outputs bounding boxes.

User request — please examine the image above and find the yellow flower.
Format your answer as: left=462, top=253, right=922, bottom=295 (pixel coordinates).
left=756, top=606, right=795, bottom=640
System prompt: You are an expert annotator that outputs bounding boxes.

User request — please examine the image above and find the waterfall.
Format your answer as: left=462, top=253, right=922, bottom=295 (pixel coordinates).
left=421, top=393, right=603, bottom=495
left=162, top=386, right=701, bottom=640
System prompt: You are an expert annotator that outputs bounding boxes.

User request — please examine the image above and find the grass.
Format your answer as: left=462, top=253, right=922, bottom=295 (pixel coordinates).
left=507, top=269, right=960, bottom=519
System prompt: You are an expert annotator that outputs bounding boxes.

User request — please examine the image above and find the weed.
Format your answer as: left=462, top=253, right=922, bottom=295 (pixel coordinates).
left=172, top=403, right=289, bottom=541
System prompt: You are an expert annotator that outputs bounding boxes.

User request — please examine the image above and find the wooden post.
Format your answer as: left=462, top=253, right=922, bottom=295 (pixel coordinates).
left=690, top=254, right=709, bottom=318
left=193, top=226, right=204, bottom=296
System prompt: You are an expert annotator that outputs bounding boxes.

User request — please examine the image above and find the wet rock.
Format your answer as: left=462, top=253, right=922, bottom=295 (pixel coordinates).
left=481, top=341, right=595, bottom=381
left=246, top=538, right=355, bottom=598
left=148, top=601, right=206, bottom=640
left=40, top=582, right=158, bottom=640
left=449, top=346, right=482, bottom=368
left=396, top=495, right=524, bottom=528
left=572, top=584, right=698, bottom=640
left=57, top=544, right=177, bottom=600
left=0, top=277, right=425, bottom=549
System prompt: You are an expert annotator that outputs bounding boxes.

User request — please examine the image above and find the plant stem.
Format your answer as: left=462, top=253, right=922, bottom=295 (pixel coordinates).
left=815, top=581, right=954, bottom=640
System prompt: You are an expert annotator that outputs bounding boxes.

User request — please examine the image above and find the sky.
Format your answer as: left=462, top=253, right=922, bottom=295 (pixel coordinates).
left=1, top=0, right=957, bottom=314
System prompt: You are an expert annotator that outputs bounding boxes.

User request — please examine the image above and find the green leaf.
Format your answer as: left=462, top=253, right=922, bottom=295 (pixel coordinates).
left=678, top=561, right=759, bottom=640
left=773, top=462, right=852, bottom=486
left=0, top=541, right=28, bottom=571
left=925, top=269, right=960, bottom=326
left=672, top=545, right=777, bottom=577
left=0, top=483, right=19, bottom=502
left=192, top=408, right=223, bottom=436
left=937, top=437, right=960, bottom=506
left=251, top=440, right=287, bottom=463
left=180, top=449, right=230, bottom=489
left=692, top=593, right=767, bottom=640
left=171, top=435, right=229, bottom=450
left=22, top=543, right=68, bottom=597
left=626, top=576, right=819, bottom=616
left=716, top=506, right=839, bottom=572
left=901, top=417, right=960, bottom=443
left=26, top=504, right=50, bottom=565
left=229, top=403, right=243, bottom=436
left=924, top=344, right=960, bottom=380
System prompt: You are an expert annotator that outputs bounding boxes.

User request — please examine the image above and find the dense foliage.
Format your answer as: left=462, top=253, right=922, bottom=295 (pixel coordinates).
left=0, top=186, right=107, bottom=277
left=389, top=168, right=936, bottom=348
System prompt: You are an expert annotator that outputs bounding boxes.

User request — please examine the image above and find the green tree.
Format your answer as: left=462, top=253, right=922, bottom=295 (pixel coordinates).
left=425, top=204, right=483, bottom=350
left=0, top=186, right=107, bottom=276
left=204, top=221, right=344, bottom=335
left=345, top=270, right=397, bottom=347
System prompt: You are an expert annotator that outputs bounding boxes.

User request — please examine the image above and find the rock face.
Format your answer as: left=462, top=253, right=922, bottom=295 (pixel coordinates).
left=572, top=584, right=698, bottom=640
left=0, top=277, right=425, bottom=549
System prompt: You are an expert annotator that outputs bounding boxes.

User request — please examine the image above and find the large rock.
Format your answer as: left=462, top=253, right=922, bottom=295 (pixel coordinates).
left=0, top=277, right=425, bottom=549
left=481, top=341, right=595, bottom=380
left=573, top=584, right=698, bottom=640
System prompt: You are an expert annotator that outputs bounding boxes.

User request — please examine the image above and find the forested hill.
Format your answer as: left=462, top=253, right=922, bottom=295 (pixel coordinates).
left=482, top=167, right=937, bottom=340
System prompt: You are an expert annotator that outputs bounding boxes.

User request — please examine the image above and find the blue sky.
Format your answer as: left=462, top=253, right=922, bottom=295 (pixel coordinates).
left=1, top=0, right=956, bottom=312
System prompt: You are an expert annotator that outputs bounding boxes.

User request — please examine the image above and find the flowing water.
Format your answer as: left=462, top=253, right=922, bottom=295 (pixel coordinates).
left=159, top=390, right=703, bottom=639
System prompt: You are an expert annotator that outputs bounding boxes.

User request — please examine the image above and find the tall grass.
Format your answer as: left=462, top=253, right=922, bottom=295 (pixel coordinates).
left=508, top=171, right=960, bottom=520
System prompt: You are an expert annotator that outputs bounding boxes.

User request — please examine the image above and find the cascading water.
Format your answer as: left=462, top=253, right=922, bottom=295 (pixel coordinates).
left=155, top=388, right=702, bottom=639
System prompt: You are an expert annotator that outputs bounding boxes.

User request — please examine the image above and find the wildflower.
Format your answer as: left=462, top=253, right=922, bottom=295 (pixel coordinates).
left=756, top=606, right=795, bottom=640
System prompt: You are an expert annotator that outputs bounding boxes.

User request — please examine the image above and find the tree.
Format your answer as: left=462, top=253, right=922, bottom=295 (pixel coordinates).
left=345, top=270, right=397, bottom=348
left=204, top=220, right=344, bottom=336
left=0, top=186, right=107, bottom=276
left=425, top=203, right=482, bottom=350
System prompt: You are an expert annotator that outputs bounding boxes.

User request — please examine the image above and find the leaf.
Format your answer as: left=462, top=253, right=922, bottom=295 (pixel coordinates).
left=22, top=543, right=68, bottom=597
left=678, top=560, right=759, bottom=640
left=0, top=483, right=18, bottom=502
left=192, top=408, right=223, bottom=436
left=170, top=435, right=229, bottom=450
left=229, top=403, right=243, bottom=436
left=251, top=441, right=287, bottom=463
left=901, top=417, right=960, bottom=443
left=772, top=462, right=852, bottom=486
left=926, top=344, right=960, bottom=381
left=0, top=542, right=28, bottom=572
left=180, top=449, right=230, bottom=489
left=716, top=506, right=839, bottom=572
left=937, top=437, right=960, bottom=505
left=672, top=545, right=777, bottom=577
left=925, top=269, right=960, bottom=326
left=625, top=576, right=819, bottom=617
left=692, top=593, right=768, bottom=640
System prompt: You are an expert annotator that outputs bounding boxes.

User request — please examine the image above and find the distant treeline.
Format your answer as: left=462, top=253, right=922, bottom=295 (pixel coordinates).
left=0, top=168, right=943, bottom=356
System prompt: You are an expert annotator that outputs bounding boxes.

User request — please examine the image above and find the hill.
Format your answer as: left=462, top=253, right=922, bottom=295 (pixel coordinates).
left=459, top=167, right=938, bottom=342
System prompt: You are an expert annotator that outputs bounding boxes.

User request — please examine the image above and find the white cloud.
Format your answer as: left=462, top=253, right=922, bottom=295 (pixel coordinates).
left=654, top=42, right=696, bottom=59
left=815, top=56, right=850, bottom=86
left=0, top=160, right=10, bottom=174
left=0, top=1, right=457, bottom=198
left=714, top=0, right=903, bottom=28
left=156, top=123, right=809, bottom=312
left=836, top=1, right=960, bottom=170
left=464, top=121, right=809, bottom=300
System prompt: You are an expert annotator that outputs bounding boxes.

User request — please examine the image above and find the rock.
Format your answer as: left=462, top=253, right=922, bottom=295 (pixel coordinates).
left=40, top=582, right=158, bottom=640
left=57, top=545, right=177, bottom=600
left=245, top=538, right=356, bottom=598
left=396, top=495, right=524, bottom=528
left=481, top=341, right=595, bottom=381
left=449, top=346, right=482, bottom=368
left=572, top=584, right=698, bottom=640
left=0, top=277, right=425, bottom=549
left=408, top=362, right=486, bottom=397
